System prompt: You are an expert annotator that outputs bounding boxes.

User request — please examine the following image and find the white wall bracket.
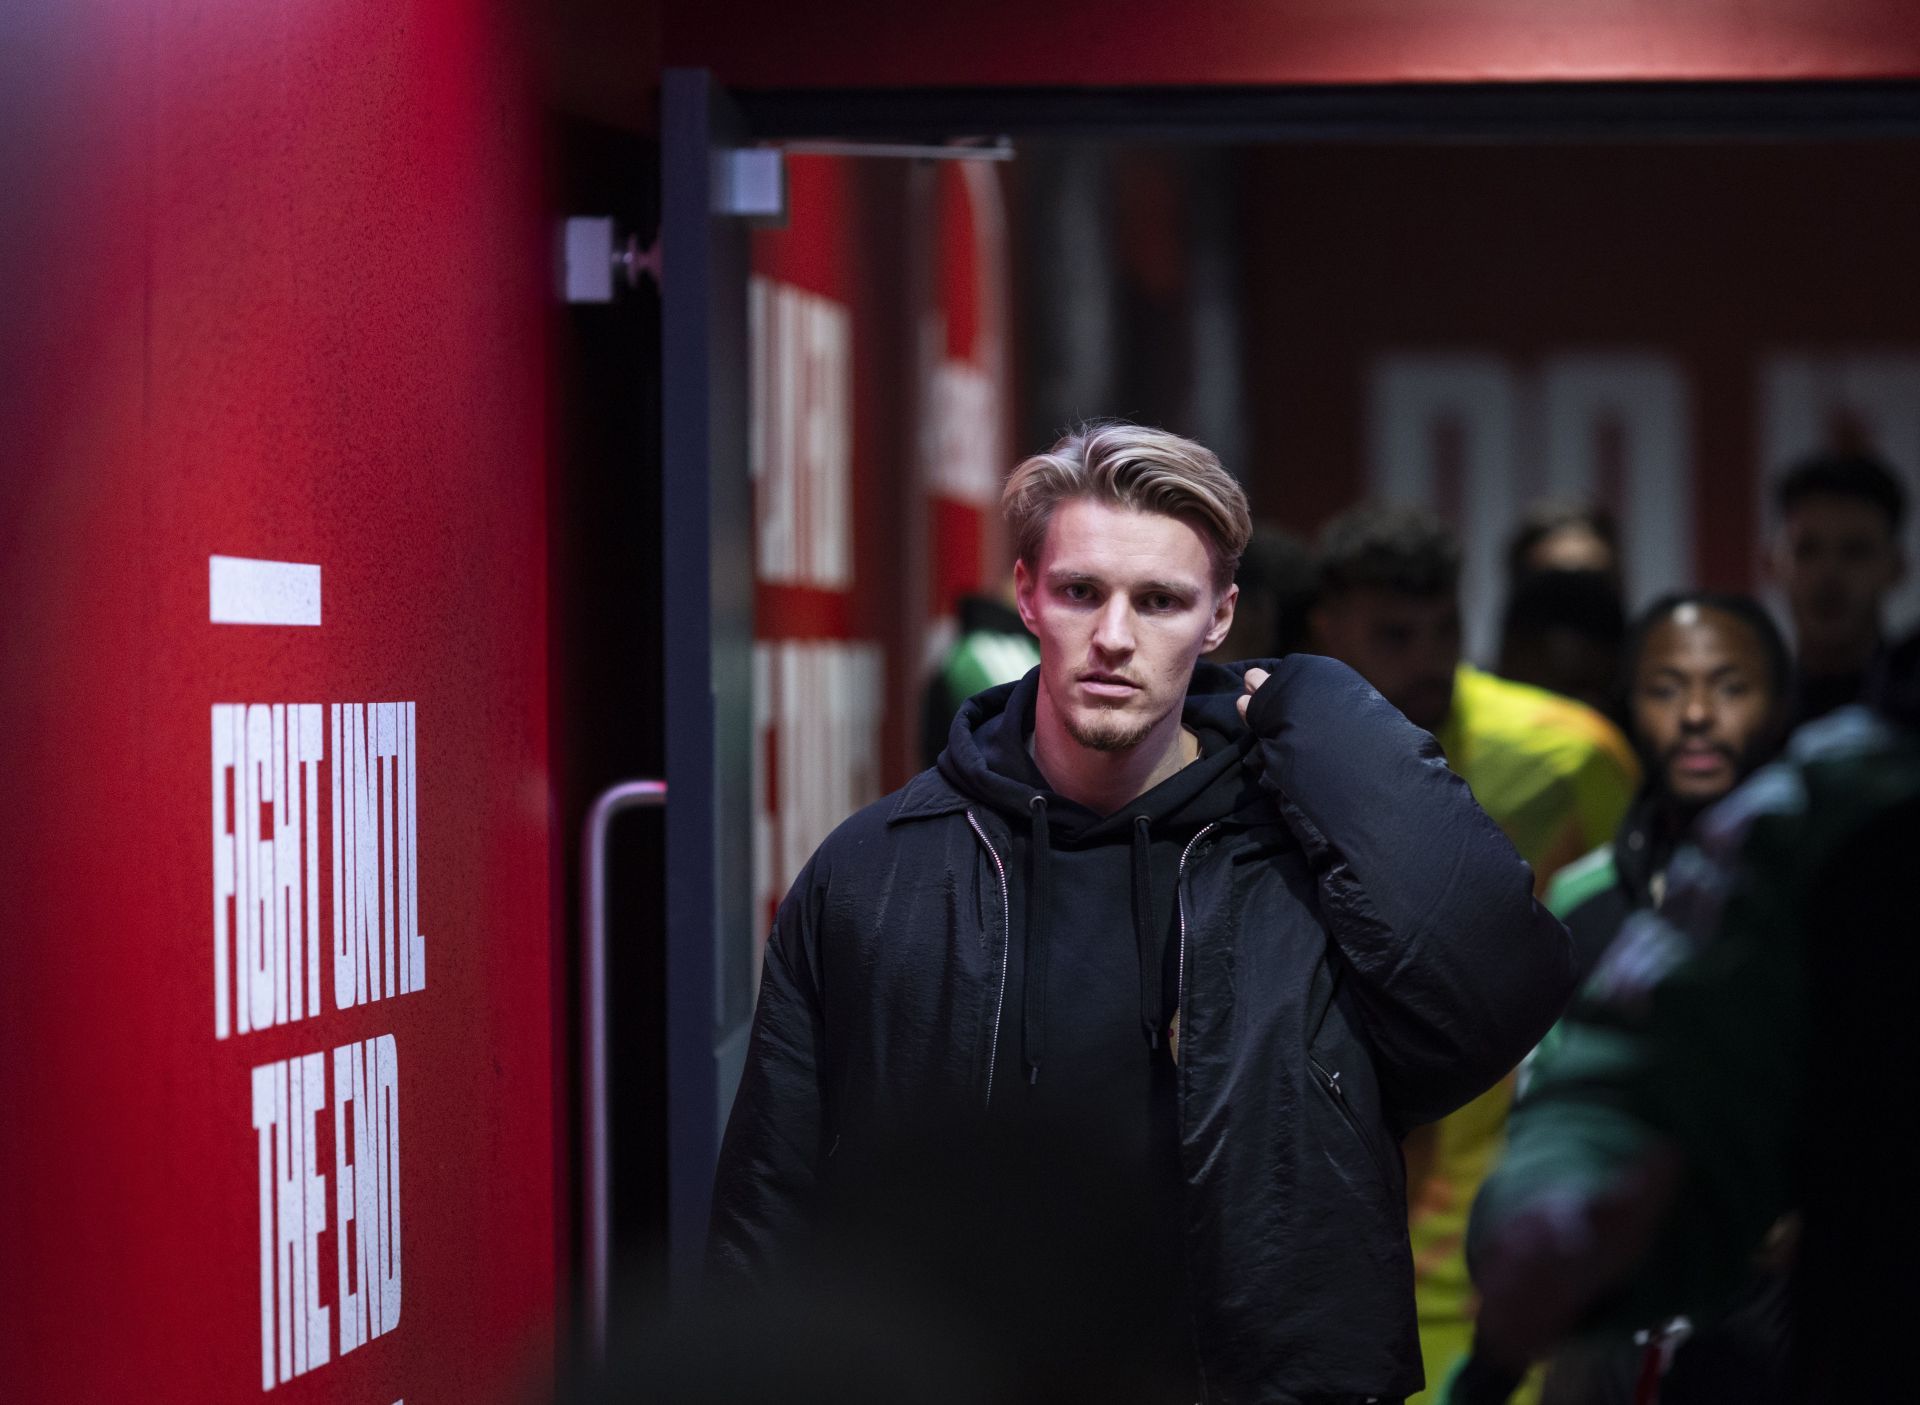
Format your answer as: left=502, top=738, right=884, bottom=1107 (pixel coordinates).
left=561, top=217, right=661, bottom=302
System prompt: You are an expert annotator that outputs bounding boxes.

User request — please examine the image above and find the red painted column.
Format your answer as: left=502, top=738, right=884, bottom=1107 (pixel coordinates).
left=744, top=155, right=1016, bottom=940
left=1, top=2, right=562, bottom=1400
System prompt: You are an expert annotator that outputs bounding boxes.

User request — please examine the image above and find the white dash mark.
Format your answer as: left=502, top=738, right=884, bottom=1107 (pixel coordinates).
left=209, top=555, right=322, bottom=626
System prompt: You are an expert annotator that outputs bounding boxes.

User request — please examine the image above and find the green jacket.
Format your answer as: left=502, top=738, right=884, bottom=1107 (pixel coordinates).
left=920, top=596, right=1038, bottom=767
left=1472, top=705, right=1920, bottom=1331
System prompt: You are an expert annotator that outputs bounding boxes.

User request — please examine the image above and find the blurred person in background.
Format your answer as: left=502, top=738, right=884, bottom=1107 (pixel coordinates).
left=1309, top=502, right=1639, bottom=1405
left=1771, top=450, right=1912, bottom=729
left=1496, top=569, right=1629, bottom=725
left=1506, top=502, right=1622, bottom=588
left=1441, top=593, right=1792, bottom=1405
left=712, top=425, right=1573, bottom=1405
left=921, top=582, right=1040, bottom=767
left=1310, top=503, right=1638, bottom=881
left=1466, top=643, right=1920, bottom=1404
left=1208, top=521, right=1316, bottom=662
left=1549, top=594, right=1789, bottom=983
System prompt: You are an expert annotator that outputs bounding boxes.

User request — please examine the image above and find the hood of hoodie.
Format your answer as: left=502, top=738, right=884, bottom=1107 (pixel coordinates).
left=934, top=659, right=1277, bottom=1085
left=937, top=658, right=1273, bottom=836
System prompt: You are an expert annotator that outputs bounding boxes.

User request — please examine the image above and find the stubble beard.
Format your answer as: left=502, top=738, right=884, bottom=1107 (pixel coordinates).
left=1063, top=702, right=1161, bottom=754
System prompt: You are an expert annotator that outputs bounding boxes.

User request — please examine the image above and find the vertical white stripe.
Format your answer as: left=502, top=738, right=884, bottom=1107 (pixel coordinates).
left=213, top=706, right=235, bottom=1039
left=378, top=704, right=397, bottom=1001
left=407, top=702, right=422, bottom=992
left=252, top=1064, right=278, bottom=1388
left=332, top=706, right=349, bottom=1012
left=824, top=304, right=853, bottom=587
left=398, top=704, right=412, bottom=993
left=775, top=287, right=798, bottom=579
left=300, top=706, right=323, bottom=1019
left=333, top=1045, right=361, bottom=1355
left=272, top=703, right=293, bottom=1027
left=351, top=706, right=378, bottom=1005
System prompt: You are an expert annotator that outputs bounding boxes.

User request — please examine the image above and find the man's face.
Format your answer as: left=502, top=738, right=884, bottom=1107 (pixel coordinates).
left=1774, top=495, right=1903, bottom=664
left=1631, top=605, right=1780, bottom=808
left=1015, top=498, right=1234, bottom=754
left=1311, top=588, right=1461, bottom=733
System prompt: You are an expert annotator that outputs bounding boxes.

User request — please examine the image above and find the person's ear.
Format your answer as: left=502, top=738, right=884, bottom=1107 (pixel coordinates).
left=1013, top=559, right=1039, bottom=632
left=1203, top=583, right=1238, bottom=655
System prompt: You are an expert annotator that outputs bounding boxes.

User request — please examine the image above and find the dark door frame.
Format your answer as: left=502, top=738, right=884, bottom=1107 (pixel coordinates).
left=737, top=77, right=1920, bottom=144
left=737, top=78, right=1920, bottom=144
left=655, top=67, right=1920, bottom=1300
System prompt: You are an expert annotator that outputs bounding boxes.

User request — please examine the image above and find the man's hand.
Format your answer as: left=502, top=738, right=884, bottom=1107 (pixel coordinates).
left=1236, top=666, right=1270, bottom=726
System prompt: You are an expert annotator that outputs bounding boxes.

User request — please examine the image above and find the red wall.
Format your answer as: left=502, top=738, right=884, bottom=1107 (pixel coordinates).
left=1, top=1, right=560, bottom=1400
left=746, top=156, right=1016, bottom=934
left=1233, top=141, right=1920, bottom=622
left=7, top=0, right=1916, bottom=1397
left=669, top=0, right=1920, bottom=88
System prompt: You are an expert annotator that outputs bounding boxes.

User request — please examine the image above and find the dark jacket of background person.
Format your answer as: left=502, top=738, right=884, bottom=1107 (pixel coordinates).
left=711, top=654, right=1575, bottom=1403
left=1531, top=818, right=1792, bottom=1403
left=1468, top=698, right=1920, bottom=1402
left=1786, top=625, right=1920, bottom=732
left=1546, top=790, right=1684, bottom=988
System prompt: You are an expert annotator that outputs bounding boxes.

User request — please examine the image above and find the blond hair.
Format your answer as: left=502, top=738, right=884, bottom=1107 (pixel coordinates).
left=1001, top=422, right=1252, bottom=588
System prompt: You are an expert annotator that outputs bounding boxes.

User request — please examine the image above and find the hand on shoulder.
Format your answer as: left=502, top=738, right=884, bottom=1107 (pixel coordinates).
left=1236, top=666, right=1271, bottom=726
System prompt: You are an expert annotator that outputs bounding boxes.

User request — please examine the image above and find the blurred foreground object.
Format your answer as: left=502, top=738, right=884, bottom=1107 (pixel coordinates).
left=1469, top=654, right=1920, bottom=1402
left=1449, top=594, right=1793, bottom=1402
left=555, top=1283, right=992, bottom=1405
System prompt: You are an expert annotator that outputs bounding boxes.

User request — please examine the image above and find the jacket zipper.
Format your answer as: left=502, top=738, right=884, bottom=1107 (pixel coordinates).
left=1309, top=1054, right=1392, bottom=1191
left=965, top=809, right=1012, bottom=1109
left=1174, top=822, right=1217, bottom=1030
left=1175, top=820, right=1217, bottom=1405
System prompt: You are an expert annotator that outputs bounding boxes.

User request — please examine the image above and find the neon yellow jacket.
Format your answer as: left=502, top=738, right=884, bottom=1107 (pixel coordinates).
left=1408, top=665, right=1639, bottom=1402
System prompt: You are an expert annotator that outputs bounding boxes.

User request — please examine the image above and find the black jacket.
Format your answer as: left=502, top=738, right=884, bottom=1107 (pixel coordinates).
left=710, top=655, right=1575, bottom=1402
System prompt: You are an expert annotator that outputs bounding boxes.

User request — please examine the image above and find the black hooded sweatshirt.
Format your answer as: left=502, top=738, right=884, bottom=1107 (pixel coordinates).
left=935, top=663, right=1271, bottom=1397
left=711, top=653, right=1574, bottom=1403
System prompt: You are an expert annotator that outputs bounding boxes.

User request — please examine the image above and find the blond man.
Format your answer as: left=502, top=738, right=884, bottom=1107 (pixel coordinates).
left=711, top=422, right=1572, bottom=1405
